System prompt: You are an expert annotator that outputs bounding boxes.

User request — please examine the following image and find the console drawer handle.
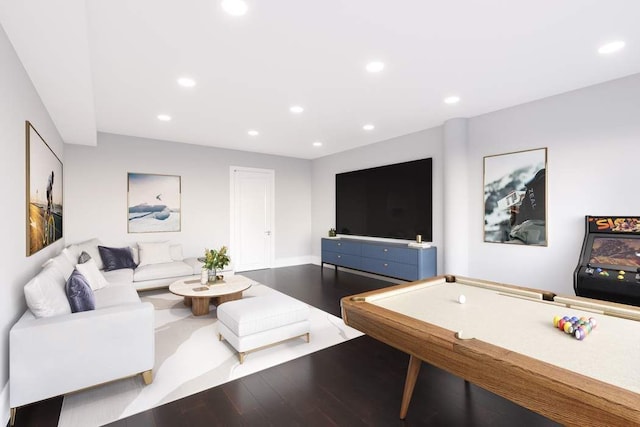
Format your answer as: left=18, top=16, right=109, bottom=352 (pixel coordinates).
left=383, top=248, right=388, bottom=252
left=338, top=255, right=342, bottom=258
left=384, top=263, right=388, bottom=267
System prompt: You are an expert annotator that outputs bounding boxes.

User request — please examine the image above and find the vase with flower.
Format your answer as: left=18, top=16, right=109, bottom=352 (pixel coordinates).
left=202, top=246, right=231, bottom=284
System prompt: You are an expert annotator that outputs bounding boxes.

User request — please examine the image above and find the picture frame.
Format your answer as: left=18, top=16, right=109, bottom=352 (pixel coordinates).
left=483, top=148, right=547, bottom=245
left=26, top=121, right=63, bottom=255
left=127, top=173, right=181, bottom=233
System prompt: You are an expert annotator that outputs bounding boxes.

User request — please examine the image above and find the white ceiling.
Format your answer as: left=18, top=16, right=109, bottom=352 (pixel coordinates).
left=2, top=0, right=639, bottom=159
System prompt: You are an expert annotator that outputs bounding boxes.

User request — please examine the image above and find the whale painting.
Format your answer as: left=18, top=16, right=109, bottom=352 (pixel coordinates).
left=127, top=173, right=181, bottom=233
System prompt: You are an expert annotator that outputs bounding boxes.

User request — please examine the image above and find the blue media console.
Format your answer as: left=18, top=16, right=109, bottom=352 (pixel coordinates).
left=321, top=238, right=436, bottom=281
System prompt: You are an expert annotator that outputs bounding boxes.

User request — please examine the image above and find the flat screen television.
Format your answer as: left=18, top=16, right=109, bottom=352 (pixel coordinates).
left=335, top=158, right=432, bottom=241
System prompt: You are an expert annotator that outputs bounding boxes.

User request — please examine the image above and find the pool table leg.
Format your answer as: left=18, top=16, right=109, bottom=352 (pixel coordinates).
left=400, top=355, right=422, bottom=419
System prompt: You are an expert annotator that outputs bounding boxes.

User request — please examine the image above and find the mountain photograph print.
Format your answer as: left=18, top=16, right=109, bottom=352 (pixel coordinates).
left=483, top=148, right=547, bottom=246
left=26, top=121, right=63, bottom=256
left=127, top=173, right=181, bottom=233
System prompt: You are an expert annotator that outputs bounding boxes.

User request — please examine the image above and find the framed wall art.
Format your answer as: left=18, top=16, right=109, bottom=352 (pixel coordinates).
left=26, top=121, right=63, bottom=255
left=127, top=173, right=181, bottom=233
left=483, top=148, right=547, bottom=245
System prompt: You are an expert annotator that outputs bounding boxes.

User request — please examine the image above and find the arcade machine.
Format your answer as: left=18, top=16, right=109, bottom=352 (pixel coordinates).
left=574, top=216, right=640, bottom=306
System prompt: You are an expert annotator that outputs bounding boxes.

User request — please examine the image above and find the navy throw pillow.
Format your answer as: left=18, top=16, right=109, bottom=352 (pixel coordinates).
left=65, top=269, right=96, bottom=313
left=98, top=246, right=138, bottom=271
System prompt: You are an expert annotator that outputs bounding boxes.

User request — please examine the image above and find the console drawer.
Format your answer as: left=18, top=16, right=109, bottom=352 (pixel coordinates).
left=322, top=251, right=362, bottom=270
left=321, top=239, right=361, bottom=256
left=362, top=244, right=417, bottom=264
left=361, top=258, right=417, bottom=281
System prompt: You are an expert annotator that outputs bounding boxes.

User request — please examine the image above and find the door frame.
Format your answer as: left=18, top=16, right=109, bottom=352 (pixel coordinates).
left=229, top=166, right=275, bottom=272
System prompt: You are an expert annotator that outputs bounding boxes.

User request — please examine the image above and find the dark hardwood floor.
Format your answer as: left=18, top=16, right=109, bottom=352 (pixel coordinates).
left=10, top=265, right=559, bottom=427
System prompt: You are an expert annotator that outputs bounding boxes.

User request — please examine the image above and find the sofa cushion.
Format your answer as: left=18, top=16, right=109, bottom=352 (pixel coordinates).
left=138, top=242, right=173, bottom=266
left=65, top=269, right=96, bottom=313
left=98, top=246, right=138, bottom=271
left=133, top=261, right=193, bottom=282
left=24, top=265, right=72, bottom=318
left=76, top=238, right=104, bottom=269
left=102, top=268, right=134, bottom=286
left=131, top=246, right=139, bottom=265
left=170, top=244, right=184, bottom=261
left=75, top=258, right=109, bottom=291
left=62, top=245, right=80, bottom=265
left=93, top=285, right=140, bottom=309
left=42, top=252, right=75, bottom=280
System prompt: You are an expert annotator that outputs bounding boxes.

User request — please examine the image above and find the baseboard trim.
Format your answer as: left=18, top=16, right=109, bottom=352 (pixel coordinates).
left=274, top=256, right=314, bottom=268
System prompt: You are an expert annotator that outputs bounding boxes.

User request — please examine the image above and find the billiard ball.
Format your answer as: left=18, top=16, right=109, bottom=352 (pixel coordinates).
left=458, top=294, right=466, bottom=304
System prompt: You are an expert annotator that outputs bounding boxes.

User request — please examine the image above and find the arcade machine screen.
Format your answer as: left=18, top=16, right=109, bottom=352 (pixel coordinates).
left=588, top=237, right=640, bottom=270
left=574, top=216, right=640, bottom=306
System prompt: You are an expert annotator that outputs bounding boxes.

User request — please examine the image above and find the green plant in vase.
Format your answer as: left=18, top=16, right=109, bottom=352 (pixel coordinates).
left=203, top=246, right=231, bottom=283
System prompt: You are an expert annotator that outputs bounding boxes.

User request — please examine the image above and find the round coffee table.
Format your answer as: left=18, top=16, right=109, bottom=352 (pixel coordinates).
left=169, top=274, right=253, bottom=316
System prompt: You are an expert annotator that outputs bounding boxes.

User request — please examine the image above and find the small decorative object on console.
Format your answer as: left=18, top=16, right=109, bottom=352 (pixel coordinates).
left=328, top=228, right=336, bottom=237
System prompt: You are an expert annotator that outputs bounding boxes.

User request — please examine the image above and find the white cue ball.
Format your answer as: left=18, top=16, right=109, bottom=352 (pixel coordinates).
left=458, top=294, right=466, bottom=304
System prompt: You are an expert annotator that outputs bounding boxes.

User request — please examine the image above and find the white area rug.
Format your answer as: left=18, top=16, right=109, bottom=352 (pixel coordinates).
left=58, top=283, right=363, bottom=427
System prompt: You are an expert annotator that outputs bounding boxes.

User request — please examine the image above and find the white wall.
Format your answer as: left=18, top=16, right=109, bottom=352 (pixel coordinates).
left=311, top=127, right=445, bottom=274
left=466, top=73, right=640, bottom=295
left=311, top=73, right=640, bottom=296
left=64, top=133, right=312, bottom=266
left=0, top=24, right=66, bottom=419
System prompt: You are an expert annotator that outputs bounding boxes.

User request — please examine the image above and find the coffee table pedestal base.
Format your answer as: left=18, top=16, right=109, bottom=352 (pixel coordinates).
left=183, top=291, right=244, bottom=316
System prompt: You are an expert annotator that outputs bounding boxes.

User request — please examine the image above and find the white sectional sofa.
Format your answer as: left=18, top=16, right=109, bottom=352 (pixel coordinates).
left=66, top=238, right=203, bottom=291
left=9, top=239, right=202, bottom=426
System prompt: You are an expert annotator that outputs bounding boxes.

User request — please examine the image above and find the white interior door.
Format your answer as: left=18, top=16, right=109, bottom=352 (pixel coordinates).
left=230, top=167, right=274, bottom=272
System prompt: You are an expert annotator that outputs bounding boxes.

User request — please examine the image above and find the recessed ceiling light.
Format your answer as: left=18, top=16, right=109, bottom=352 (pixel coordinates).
left=290, top=105, right=304, bottom=114
left=366, top=61, right=385, bottom=73
left=247, top=130, right=259, bottom=136
left=177, top=77, right=196, bottom=87
left=157, top=114, right=172, bottom=121
left=221, top=0, right=248, bottom=16
left=444, top=96, right=460, bottom=105
left=363, top=124, right=375, bottom=131
left=598, top=40, right=625, bottom=54
left=312, top=141, right=323, bottom=147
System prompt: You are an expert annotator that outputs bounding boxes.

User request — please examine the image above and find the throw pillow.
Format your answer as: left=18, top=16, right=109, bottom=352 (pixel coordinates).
left=62, top=246, right=80, bottom=267
left=78, top=251, right=92, bottom=264
left=98, top=246, right=138, bottom=271
left=65, top=269, right=96, bottom=313
left=75, top=258, right=109, bottom=290
left=76, top=238, right=104, bottom=269
left=170, top=244, right=184, bottom=261
left=137, top=241, right=173, bottom=266
left=42, top=253, right=75, bottom=280
left=24, top=265, right=72, bottom=318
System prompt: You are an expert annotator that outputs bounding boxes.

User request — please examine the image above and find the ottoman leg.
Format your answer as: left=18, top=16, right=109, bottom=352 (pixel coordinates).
left=305, top=332, right=310, bottom=343
left=239, top=352, right=246, bottom=364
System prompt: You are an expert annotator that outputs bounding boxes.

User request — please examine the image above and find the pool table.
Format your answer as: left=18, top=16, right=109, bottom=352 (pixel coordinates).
left=340, top=275, right=640, bottom=426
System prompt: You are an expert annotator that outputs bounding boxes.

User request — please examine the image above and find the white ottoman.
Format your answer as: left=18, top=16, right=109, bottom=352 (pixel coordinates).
left=217, top=293, right=311, bottom=363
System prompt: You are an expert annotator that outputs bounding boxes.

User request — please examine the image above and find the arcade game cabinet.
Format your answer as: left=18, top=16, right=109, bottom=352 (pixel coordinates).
left=574, top=216, right=640, bottom=306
